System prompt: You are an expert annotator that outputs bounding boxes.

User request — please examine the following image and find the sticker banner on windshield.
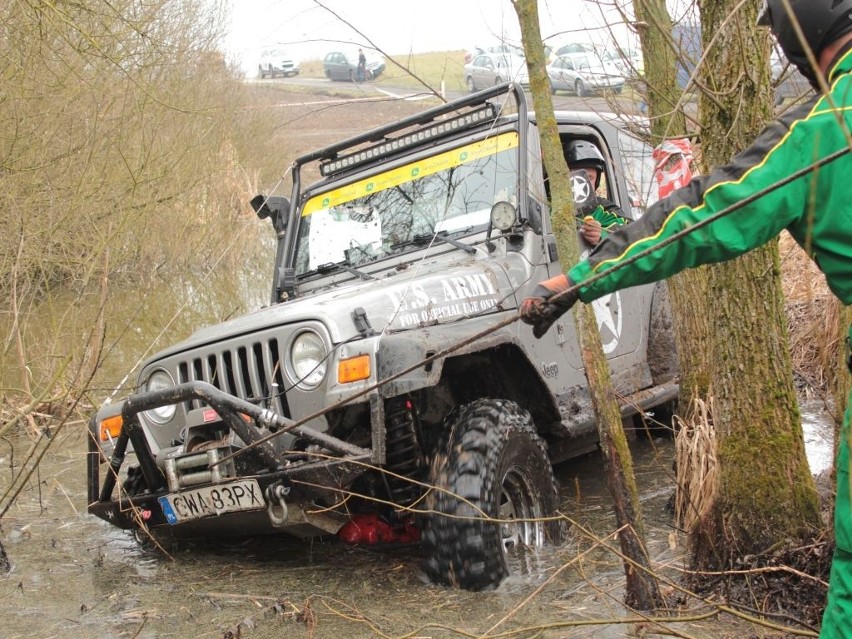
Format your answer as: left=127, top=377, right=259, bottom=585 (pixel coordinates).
left=302, top=132, right=519, bottom=217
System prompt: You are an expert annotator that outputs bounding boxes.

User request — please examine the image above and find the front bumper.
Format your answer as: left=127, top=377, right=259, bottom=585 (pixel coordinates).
left=87, top=381, right=370, bottom=533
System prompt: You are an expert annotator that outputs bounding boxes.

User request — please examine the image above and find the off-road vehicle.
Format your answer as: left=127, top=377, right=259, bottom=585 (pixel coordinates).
left=88, top=83, right=678, bottom=591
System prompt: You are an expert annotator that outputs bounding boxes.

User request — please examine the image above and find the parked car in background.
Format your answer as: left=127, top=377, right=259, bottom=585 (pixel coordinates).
left=323, top=51, right=386, bottom=82
left=549, top=42, right=596, bottom=60
left=549, top=42, right=639, bottom=78
left=546, top=53, right=625, bottom=96
left=258, top=49, right=300, bottom=79
left=612, top=46, right=644, bottom=78
left=464, top=43, right=525, bottom=64
left=464, top=52, right=529, bottom=92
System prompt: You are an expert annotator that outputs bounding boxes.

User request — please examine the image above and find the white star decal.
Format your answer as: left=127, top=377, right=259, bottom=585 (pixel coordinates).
left=571, top=173, right=593, bottom=206
left=591, top=292, right=622, bottom=354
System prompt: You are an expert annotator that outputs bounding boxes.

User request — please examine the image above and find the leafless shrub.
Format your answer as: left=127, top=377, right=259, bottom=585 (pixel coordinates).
left=0, top=1, right=283, bottom=412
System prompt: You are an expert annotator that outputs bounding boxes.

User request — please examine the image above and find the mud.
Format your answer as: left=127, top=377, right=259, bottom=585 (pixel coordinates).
left=0, top=415, right=833, bottom=639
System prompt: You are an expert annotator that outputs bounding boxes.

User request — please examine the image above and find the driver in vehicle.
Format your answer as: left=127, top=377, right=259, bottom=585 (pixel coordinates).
left=565, top=139, right=627, bottom=246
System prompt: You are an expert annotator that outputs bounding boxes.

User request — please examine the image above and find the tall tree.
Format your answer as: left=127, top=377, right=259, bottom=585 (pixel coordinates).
left=632, top=0, right=714, bottom=401
left=630, top=0, right=820, bottom=567
left=681, top=0, right=819, bottom=565
left=512, top=0, right=661, bottom=610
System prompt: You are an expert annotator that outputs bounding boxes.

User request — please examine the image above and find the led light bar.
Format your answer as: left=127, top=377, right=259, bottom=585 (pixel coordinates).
left=320, top=104, right=498, bottom=177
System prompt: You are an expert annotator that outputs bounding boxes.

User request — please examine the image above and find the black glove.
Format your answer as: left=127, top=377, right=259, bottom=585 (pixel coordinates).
left=519, top=274, right=579, bottom=338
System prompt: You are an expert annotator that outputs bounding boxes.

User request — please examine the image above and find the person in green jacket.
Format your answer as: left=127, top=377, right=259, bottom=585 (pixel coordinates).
left=564, top=139, right=627, bottom=246
left=520, top=1, right=852, bottom=636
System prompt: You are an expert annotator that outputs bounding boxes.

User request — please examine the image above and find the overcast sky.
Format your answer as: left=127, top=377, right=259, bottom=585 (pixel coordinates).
left=223, top=0, right=640, bottom=72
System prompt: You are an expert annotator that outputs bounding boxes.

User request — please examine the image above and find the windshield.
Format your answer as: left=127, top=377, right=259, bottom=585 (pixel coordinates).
left=293, top=131, right=519, bottom=275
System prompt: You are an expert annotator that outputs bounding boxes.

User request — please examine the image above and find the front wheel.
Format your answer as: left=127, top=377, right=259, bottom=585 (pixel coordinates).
left=575, top=79, right=588, bottom=97
left=466, top=76, right=477, bottom=93
left=422, top=399, right=563, bottom=591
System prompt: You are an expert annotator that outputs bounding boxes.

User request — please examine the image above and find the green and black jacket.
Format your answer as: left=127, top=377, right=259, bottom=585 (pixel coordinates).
left=568, top=43, right=852, bottom=308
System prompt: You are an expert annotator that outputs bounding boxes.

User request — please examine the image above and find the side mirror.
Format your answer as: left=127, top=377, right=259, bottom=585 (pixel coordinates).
left=251, top=195, right=290, bottom=235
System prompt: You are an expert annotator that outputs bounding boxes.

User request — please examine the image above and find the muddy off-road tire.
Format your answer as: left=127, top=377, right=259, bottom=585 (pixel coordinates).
left=422, top=399, right=563, bottom=591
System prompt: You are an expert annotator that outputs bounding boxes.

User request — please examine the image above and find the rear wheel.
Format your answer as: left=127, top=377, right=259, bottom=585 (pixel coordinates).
left=422, top=399, right=563, bottom=591
left=575, top=79, right=588, bottom=97
left=467, top=76, right=477, bottom=93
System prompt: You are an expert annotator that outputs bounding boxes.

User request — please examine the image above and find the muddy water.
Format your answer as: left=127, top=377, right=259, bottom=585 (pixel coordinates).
left=0, top=405, right=833, bottom=639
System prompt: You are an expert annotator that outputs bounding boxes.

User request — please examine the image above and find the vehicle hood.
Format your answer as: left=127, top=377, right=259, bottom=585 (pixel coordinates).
left=148, top=257, right=517, bottom=361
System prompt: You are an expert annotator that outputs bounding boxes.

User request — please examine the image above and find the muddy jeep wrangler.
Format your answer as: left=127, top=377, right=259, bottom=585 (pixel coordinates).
left=88, top=83, right=678, bottom=591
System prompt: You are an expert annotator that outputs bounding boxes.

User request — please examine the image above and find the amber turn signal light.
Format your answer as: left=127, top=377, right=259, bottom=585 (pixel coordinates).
left=338, top=354, right=371, bottom=383
left=99, top=415, right=123, bottom=441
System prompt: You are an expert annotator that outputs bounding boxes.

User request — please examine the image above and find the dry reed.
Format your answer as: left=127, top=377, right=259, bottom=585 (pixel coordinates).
left=674, top=395, right=718, bottom=533
left=779, top=232, right=844, bottom=395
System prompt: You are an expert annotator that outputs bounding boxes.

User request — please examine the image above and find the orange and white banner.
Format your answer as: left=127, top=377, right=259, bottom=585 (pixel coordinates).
left=653, top=138, right=694, bottom=198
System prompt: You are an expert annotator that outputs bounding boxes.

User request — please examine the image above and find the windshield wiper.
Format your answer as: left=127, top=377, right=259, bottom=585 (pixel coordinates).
left=306, top=262, right=375, bottom=280
left=395, top=230, right=477, bottom=255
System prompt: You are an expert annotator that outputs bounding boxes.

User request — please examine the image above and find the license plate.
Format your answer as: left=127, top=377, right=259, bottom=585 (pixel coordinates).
left=158, top=479, right=264, bottom=524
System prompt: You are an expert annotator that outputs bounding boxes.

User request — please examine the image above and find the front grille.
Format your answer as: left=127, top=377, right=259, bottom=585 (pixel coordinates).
left=177, top=337, right=290, bottom=417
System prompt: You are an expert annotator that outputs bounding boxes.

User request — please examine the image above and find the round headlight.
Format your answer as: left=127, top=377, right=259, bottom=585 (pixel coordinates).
left=290, top=331, right=328, bottom=388
left=144, top=369, right=176, bottom=423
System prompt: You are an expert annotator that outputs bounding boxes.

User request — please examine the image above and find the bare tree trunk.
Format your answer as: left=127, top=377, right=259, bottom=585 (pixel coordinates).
left=633, top=0, right=819, bottom=567
left=513, top=0, right=661, bottom=610
left=634, top=0, right=688, bottom=137
left=633, top=0, right=713, bottom=399
left=688, top=0, right=819, bottom=566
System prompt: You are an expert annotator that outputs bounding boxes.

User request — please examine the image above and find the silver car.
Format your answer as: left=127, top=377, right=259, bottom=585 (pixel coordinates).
left=464, top=52, right=529, bottom=92
left=547, top=53, right=625, bottom=96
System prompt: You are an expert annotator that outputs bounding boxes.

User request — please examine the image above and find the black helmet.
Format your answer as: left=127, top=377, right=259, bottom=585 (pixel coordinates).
left=565, top=140, right=605, bottom=175
left=758, top=0, right=852, bottom=86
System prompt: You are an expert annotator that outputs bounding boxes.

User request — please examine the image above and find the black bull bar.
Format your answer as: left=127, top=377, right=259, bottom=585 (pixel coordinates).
left=87, top=381, right=370, bottom=529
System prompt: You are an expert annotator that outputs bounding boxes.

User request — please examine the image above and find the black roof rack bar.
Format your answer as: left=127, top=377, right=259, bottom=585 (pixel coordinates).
left=294, top=82, right=527, bottom=165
